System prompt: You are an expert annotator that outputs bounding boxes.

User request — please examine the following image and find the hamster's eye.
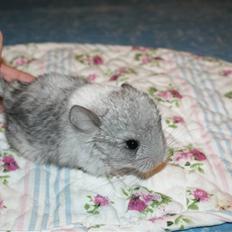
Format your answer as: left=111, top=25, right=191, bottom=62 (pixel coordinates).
left=126, top=139, right=139, bottom=150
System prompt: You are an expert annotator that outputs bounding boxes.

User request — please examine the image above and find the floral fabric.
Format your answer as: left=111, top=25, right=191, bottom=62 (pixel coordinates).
left=0, top=43, right=232, bottom=231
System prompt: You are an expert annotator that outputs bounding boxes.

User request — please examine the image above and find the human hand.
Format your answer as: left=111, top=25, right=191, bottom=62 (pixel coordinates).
left=0, top=32, right=35, bottom=83
left=0, top=32, right=35, bottom=112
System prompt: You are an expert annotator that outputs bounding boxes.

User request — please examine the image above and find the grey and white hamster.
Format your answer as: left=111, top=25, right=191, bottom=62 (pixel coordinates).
left=1, top=73, right=167, bottom=176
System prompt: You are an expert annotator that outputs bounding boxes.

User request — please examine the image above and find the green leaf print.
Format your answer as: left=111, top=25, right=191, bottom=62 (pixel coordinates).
left=167, top=221, right=174, bottom=226
left=166, top=215, right=192, bottom=230
left=225, top=91, right=232, bottom=99
left=148, top=87, right=158, bottom=96
left=187, top=202, right=199, bottom=210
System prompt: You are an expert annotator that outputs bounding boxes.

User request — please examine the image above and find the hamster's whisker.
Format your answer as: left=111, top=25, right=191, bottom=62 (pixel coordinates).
left=136, top=160, right=153, bottom=172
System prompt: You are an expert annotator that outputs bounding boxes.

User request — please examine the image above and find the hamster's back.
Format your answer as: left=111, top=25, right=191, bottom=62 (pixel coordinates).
left=3, top=73, right=87, bottom=163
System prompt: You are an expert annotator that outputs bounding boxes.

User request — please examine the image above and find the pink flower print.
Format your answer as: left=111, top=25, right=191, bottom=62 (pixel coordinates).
left=191, top=149, right=207, bottom=161
left=109, top=74, right=119, bottom=81
left=158, top=90, right=173, bottom=100
left=174, top=148, right=206, bottom=162
left=2, top=155, right=19, bottom=171
left=142, top=193, right=162, bottom=204
left=128, top=196, right=147, bottom=212
left=174, top=151, right=193, bottom=161
left=222, top=70, right=232, bottom=77
left=92, top=55, right=103, bottom=65
left=172, top=116, right=184, bottom=124
left=193, top=188, right=209, bottom=201
left=109, top=67, right=126, bottom=81
left=170, top=89, right=183, bottom=99
left=84, top=194, right=112, bottom=214
left=87, top=74, right=97, bottom=82
left=93, top=194, right=109, bottom=206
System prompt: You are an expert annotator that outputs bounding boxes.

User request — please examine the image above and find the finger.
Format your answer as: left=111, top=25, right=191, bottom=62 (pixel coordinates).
left=0, top=63, right=35, bottom=82
left=0, top=33, right=35, bottom=83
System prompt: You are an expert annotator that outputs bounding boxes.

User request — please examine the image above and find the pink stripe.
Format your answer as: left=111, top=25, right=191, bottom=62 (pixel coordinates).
left=175, top=74, right=229, bottom=192
left=16, top=160, right=32, bottom=230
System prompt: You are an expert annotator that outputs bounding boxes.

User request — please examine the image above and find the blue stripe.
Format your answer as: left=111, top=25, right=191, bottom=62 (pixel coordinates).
left=175, top=55, right=232, bottom=231
left=201, top=68, right=232, bottom=174
left=28, top=164, right=41, bottom=230
left=65, top=168, right=72, bottom=224
left=63, top=49, right=73, bottom=225
left=60, top=48, right=73, bottom=225
left=189, top=62, right=224, bottom=151
left=53, top=167, right=61, bottom=227
left=48, top=48, right=61, bottom=228
left=41, top=165, right=51, bottom=230
left=177, top=55, right=224, bottom=151
left=190, top=59, right=232, bottom=176
left=193, top=60, right=232, bottom=133
left=175, top=54, right=225, bottom=180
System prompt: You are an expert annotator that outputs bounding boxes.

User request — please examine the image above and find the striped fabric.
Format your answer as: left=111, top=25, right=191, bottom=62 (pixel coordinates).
left=0, top=43, right=231, bottom=231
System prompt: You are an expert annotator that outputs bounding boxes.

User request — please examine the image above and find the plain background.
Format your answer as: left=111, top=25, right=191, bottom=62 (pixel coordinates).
left=0, top=0, right=232, bottom=61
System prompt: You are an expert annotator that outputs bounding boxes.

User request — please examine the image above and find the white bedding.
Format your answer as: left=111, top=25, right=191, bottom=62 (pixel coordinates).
left=0, top=43, right=232, bottom=231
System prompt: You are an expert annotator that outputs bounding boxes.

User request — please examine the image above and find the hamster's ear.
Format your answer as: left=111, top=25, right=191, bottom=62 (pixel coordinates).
left=69, top=105, right=101, bottom=133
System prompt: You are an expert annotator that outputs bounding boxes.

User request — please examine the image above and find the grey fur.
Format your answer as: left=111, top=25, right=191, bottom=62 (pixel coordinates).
left=1, top=73, right=167, bottom=176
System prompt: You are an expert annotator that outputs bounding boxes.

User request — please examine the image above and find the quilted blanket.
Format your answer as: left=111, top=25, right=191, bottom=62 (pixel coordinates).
left=0, top=43, right=232, bottom=231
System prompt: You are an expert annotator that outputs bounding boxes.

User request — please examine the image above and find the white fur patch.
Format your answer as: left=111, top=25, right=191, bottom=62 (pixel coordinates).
left=69, top=83, right=120, bottom=110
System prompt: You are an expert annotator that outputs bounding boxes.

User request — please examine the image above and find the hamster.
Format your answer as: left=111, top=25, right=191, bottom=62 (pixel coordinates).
left=1, top=73, right=167, bottom=176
